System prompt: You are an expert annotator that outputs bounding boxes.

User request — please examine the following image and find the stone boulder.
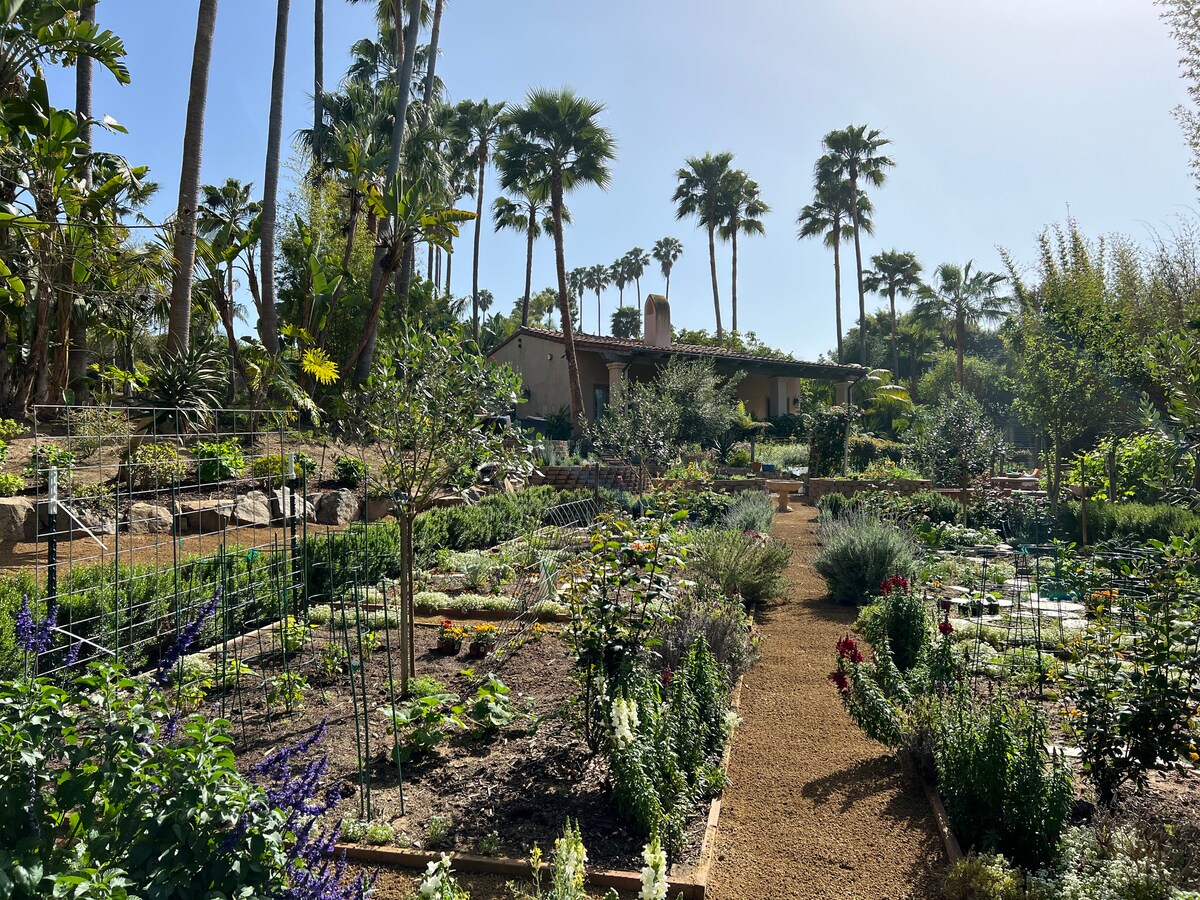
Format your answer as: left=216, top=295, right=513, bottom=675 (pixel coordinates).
left=270, top=487, right=316, bottom=524
left=363, top=498, right=394, bottom=522
left=315, top=489, right=360, bottom=526
left=0, top=497, right=35, bottom=542
left=231, top=491, right=272, bottom=527
left=127, top=501, right=174, bottom=534
left=178, top=499, right=234, bottom=534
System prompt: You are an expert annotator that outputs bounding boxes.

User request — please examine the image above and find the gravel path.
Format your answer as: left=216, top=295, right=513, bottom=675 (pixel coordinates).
left=705, top=507, right=945, bottom=900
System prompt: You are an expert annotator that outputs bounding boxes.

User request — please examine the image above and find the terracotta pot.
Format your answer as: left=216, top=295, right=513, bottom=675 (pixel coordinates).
left=436, top=638, right=462, bottom=655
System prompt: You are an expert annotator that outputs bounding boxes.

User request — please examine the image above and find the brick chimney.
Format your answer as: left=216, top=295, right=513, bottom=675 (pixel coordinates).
left=644, top=294, right=672, bottom=348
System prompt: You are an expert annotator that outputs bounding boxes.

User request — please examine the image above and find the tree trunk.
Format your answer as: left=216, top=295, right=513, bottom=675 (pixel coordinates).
left=730, top=217, right=739, bottom=334
left=396, top=241, right=415, bottom=326
left=849, top=171, right=867, bottom=366
left=955, top=309, right=966, bottom=387
left=888, top=285, right=898, bottom=376
left=594, top=289, right=601, bottom=334
left=167, top=0, right=219, bottom=355
left=356, top=0, right=423, bottom=384
left=832, top=218, right=844, bottom=365
left=665, top=267, right=671, bottom=300
left=551, top=171, right=585, bottom=436
left=421, top=0, right=443, bottom=107
left=521, top=209, right=535, bottom=326
left=258, top=0, right=289, bottom=358
left=471, top=149, right=485, bottom=342
left=707, top=218, right=722, bottom=343
left=444, top=245, right=452, bottom=297
left=312, top=0, right=323, bottom=167
left=69, top=1, right=96, bottom=404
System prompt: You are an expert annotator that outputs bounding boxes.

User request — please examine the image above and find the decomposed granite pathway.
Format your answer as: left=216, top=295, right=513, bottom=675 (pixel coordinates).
left=706, top=506, right=946, bottom=900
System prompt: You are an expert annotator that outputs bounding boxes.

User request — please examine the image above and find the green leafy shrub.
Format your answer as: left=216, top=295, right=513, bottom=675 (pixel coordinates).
left=816, top=491, right=859, bottom=519
left=1057, top=500, right=1200, bottom=543
left=193, top=439, right=245, bottom=484
left=680, top=489, right=736, bottom=528
left=687, top=528, right=791, bottom=602
left=65, top=407, right=127, bottom=460
left=333, top=454, right=368, bottom=487
left=909, top=389, right=1003, bottom=489
left=942, top=853, right=1023, bottom=900
left=0, top=663, right=367, bottom=898
left=24, top=443, right=76, bottom=486
left=720, top=491, right=775, bottom=534
left=807, top=406, right=856, bottom=477
left=848, top=434, right=906, bottom=471
left=0, top=474, right=25, bottom=497
left=126, top=443, right=188, bottom=488
left=854, top=581, right=931, bottom=672
left=754, top=442, right=808, bottom=471
left=767, top=413, right=806, bottom=441
left=909, top=490, right=962, bottom=525
left=935, top=694, right=1072, bottom=869
left=725, top=447, right=751, bottom=468
left=70, top=481, right=115, bottom=515
left=813, top=512, right=916, bottom=604
left=251, top=454, right=287, bottom=486
left=0, top=419, right=22, bottom=442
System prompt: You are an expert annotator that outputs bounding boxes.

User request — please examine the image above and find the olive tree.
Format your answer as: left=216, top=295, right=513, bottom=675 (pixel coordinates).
left=350, top=328, right=531, bottom=691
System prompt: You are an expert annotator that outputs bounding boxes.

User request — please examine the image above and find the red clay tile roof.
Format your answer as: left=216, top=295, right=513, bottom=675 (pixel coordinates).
left=495, top=327, right=867, bottom=381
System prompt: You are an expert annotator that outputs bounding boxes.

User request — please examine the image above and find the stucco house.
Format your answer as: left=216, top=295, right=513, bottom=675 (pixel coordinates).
left=489, top=295, right=867, bottom=423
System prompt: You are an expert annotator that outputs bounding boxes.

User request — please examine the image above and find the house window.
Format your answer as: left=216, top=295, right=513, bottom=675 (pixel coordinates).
left=593, top=385, right=610, bottom=420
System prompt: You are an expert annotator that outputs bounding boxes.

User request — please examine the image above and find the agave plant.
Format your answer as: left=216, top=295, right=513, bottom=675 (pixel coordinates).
left=145, top=336, right=225, bottom=434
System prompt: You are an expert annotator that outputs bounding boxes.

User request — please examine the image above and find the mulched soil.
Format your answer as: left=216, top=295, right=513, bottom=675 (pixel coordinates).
left=212, top=623, right=710, bottom=875
left=705, top=506, right=946, bottom=900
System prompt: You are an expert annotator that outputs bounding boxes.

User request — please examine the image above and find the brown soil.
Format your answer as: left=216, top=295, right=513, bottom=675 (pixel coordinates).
left=705, top=507, right=946, bottom=900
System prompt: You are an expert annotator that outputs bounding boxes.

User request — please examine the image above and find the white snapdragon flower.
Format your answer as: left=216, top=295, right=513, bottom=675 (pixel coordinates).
left=639, top=836, right=668, bottom=900
left=418, top=854, right=454, bottom=898
left=611, top=696, right=640, bottom=748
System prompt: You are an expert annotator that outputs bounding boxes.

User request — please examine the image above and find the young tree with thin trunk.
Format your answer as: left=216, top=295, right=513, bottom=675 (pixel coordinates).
left=819, top=125, right=894, bottom=366
left=651, top=236, right=682, bottom=300
left=673, top=152, right=735, bottom=343
left=167, top=0, right=219, bottom=355
left=863, top=249, right=923, bottom=376
left=498, top=88, right=616, bottom=436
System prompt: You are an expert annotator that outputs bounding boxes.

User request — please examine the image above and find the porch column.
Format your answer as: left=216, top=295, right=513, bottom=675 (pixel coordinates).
left=834, top=380, right=853, bottom=406
left=606, top=360, right=626, bottom=404
left=769, top=376, right=789, bottom=419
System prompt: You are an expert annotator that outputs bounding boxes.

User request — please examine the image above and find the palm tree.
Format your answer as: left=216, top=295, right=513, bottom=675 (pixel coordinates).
left=651, top=236, right=683, bottom=299
left=167, top=0, right=219, bottom=355
left=673, top=152, right=735, bottom=342
left=624, top=247, right=650, bottom=312
left=913, top=261, right=1009, bottom=387
left=585, top=263, right=610, bottom=334
left=819, top=125, right=895, bottom=365
left=863, top=250, right=923, bottom=377
left=493, top=156, right=568, bottom=327
left=796, top=169, right=872, bottom=364
left=312, top=0, right=323, bottom=168
left=68, top=0, right=97, bottom=402
left=568, top=266, right=587, bottom=318
left=718, top=170, right=768, bottom=334
left=498, top=88, right=616, bottom=435
left=455, top=98, right=507, bottom=341
left=258, top=0, right=290, bottom=358
left=609, top=256, right=630, bottom=308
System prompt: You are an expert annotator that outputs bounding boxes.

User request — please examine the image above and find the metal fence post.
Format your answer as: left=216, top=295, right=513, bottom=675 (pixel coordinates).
left=47, top=466, right=58, bottom=604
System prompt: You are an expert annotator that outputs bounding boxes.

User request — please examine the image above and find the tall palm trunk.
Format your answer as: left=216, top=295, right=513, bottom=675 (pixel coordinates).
left=955, top=308, right=966, bottom=387
left=888, top=286, right=899, bottom=375
left=849, top=168, right=867, bottom=366
left=664, top=267, right=671, bottom=300
left=832, top=215, right=844, bottom=365
left=551, top=170, right=584, bottom=436
left=68, top=0, right=95, bottom=403
left=634, top=276, right=641, bottom=313
left=312, top=0, right=323, bottom=167
left=356, top=0, right=423, bottom=385
left=730, top=215, right=740, bottom=334
left=444, top=246, right=452, bottom=296
left=706, top=211, right=722, bottom=342
left=421, top=0, right=443, bottom=106
left=471, top=147, right=485, bottom=342
left=259, top=0, right=289, bottom=357
left=167, top=0, right=219, bottom=355
left=594, top=288, right=601, bottom=334
left=521, top=206, right=535, bottom=326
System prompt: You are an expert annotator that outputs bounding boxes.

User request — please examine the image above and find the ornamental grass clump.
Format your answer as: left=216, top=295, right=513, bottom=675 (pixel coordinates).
left=719, top=491, right=775, bottom=534
left=813, top=510, right=916, bottom=604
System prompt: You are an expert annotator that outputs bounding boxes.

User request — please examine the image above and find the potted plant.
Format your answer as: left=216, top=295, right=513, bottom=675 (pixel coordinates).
left=468, top=622, right=498, bottom=658
left=436, top=619, right=465, bottom=655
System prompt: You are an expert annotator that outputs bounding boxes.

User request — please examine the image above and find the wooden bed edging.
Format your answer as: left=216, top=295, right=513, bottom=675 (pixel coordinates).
left=336, top=671, right=749, bottom=899
left=922, top=779, right=963, bottom=864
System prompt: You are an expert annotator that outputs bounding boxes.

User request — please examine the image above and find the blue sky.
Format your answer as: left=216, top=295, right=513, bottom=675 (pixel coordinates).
left=48, top=0, right=1195, bottom=361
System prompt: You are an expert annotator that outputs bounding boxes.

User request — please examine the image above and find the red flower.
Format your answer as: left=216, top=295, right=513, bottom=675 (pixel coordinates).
left=880, top=575, right=910, bottom=596
left=661, top=668, right=673, bottom=687
left=939, top=617, right=954, bottom=636
left=836, top=635, right=863, bottom=663
left=828, top=670, right=850, bottom=692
